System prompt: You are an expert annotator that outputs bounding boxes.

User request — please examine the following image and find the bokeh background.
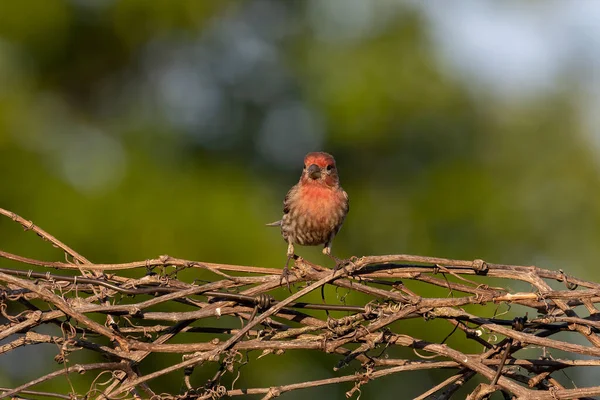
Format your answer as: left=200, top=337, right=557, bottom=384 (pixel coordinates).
left=3, top=0, right=600, bottom=398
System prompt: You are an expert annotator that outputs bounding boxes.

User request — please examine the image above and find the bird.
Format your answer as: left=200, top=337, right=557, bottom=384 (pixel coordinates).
left=267, top=151, right=349, bottom=287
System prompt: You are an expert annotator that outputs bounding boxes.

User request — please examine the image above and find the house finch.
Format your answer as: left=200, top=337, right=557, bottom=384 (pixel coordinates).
left=267, top=152, right=349, bottom=286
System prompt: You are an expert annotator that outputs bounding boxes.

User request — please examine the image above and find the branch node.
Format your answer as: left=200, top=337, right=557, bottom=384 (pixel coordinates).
left=471, top=259, right=488, bottom=275
left=511, top=315, right=527, bottom=332
left=264, top=387, right=281, bottom=399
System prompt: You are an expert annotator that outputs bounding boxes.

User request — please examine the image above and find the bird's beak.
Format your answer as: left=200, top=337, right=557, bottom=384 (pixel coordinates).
left=307, top=164, right=321, bottom=180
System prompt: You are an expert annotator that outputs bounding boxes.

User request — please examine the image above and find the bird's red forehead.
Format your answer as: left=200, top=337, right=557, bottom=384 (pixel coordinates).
left=304, top=152, right=336, bottom=168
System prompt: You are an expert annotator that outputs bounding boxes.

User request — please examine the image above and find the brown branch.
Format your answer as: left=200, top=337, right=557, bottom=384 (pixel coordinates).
left=0, top=207, right=90, bottom=265
left=0, top=363, right=126, bottom=399
left=0, top=387, right=72, bottom=399
left=0, top=272, right=122, bottom=342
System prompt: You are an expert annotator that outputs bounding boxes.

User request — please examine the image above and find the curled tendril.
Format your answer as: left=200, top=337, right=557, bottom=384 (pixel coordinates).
left=253, top=293, right=273, bottom=310
left=201, top=385, right=226, bottom=399
left=558, top=269, right=578, bottom=290
left=384, top=301, right=402, bottom=313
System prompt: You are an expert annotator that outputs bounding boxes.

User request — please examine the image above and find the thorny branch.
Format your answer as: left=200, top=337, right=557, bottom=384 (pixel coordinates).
left=1, top=207, right=600, bottom=399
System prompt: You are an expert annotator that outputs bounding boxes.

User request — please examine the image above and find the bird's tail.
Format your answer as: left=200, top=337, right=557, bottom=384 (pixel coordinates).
left=265, top=220, right=282, bottom=227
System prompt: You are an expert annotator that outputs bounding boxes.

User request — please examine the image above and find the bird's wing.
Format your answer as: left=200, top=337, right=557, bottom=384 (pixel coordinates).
left=342, top=188, right=349, bottom=214
left=283, top=184, right=299, bottom=215
left=266, top=184, right=298, bottom=227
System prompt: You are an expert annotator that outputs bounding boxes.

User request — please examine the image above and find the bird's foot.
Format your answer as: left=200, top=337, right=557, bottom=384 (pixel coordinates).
left=280, top=255, right=298, bottom=292
left=329, top=255, right=357, bottom=275
left=280, top=267, right=292, bottom=292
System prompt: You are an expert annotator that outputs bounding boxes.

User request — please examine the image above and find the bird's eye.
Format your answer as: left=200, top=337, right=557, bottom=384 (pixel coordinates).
left=326, top=165, right=334, bottom=171
left=303, top=165, right=307, bottom=170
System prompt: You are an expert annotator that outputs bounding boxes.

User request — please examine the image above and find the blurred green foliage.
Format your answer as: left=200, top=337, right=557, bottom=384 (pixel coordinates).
left=1, top=0, right=600, bottom=398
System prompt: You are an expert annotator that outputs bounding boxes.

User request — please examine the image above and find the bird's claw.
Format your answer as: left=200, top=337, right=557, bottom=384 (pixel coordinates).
left=280, top=266, right=292, bottom=292
left=280, top=254, right=298, bottom=292
left=331, top=256, right=356, bottom=275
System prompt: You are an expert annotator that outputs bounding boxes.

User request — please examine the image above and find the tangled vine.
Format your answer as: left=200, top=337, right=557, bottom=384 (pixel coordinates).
left=1, top=207, right=600, bottom=399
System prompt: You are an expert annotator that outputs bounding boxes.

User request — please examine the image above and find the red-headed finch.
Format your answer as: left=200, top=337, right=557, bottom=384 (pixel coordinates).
left=267, top=152, right=349, bottom=286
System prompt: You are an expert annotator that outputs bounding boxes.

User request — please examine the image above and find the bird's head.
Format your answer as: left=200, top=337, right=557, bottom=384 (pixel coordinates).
left=300, top=152, right=340, bottom=187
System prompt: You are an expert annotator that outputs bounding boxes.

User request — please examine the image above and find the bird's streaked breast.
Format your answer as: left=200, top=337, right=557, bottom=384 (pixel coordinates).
left=280, top=184, right=347, bottom=246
